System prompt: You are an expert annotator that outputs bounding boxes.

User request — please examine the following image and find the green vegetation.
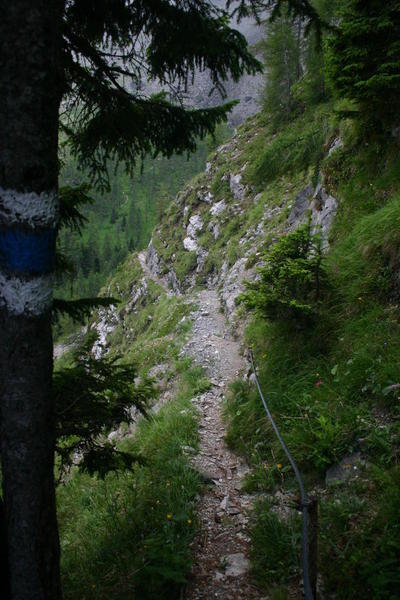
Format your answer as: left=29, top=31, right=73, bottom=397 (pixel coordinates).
left=326, top=0, right=400, bottom=131
left=260, top=0, right=337, bottom=127
left=54, top=333, right=154, bottom=479
left=238, top=223, right=327, bottom=322
left=250, top=498, right=300, bottom=587
left=54, top=3, right=400, bottom=598
left=215, top=4, right=400, bottom=595
left=150, top=108, right=324, bottom=293
left=225, top=124, right=400, bottom=596
left=56, top=247, right=209, bottom=598
left=244, top=104, right=330, bottom=188
left=56, top=147, right=210, bottom=300
left=58, top=374, right=201, bottom=599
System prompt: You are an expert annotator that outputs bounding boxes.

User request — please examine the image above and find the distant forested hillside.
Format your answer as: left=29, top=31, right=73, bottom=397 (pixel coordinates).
left=56, top=129, right=230, bottom=307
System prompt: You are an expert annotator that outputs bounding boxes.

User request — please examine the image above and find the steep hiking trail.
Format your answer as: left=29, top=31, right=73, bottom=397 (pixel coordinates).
left=140, top=251, right=265, bottom=599
left=183, top=290, right=265, bottom=599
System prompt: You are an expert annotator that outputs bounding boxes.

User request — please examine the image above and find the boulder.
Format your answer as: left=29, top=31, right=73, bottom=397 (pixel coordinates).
left=230, top=172, right=247, bottom=201
left=187, top=213, right=203, bottom=237
left=325, top=452, right=366, bottom=485
left=287, top=183, right=314, bottom=229
left=183, top=236, right=198, bottom=252
left=210, top=200, right=226, bottom=217
left=311, top=185, right=338, bottom=248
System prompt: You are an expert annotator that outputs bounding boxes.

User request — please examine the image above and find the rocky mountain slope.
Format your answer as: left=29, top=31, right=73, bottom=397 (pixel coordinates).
left=145, top=107, right=338, bottom=326
left=139, top=1, right=265, bottom=126
left=58, top=99, right=400, bottom=598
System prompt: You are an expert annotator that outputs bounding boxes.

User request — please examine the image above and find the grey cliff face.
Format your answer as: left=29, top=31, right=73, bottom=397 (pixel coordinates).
left=140, top=2, right=265, bottom=126
left=182, top=2, right=265, bottom=125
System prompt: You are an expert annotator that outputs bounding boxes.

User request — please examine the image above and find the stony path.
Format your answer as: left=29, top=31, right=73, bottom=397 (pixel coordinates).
left=138, top=253, right=264, bottom=599
left=182, top=290, right=265, bottom=600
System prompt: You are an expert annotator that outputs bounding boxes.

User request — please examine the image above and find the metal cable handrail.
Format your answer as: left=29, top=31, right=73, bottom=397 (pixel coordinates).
left=248, top=349, right=314, bottom=600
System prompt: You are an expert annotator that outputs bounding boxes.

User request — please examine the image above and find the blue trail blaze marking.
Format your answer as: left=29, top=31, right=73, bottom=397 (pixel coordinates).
left=0, top=229, right=56, bottom=274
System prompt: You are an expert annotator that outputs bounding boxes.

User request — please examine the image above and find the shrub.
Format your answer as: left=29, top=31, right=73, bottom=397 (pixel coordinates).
left=238, top=224, right=328, bottom=323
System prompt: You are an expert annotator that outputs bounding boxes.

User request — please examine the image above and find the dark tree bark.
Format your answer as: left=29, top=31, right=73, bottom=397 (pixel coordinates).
left=0, top=1, right=64, bottom=598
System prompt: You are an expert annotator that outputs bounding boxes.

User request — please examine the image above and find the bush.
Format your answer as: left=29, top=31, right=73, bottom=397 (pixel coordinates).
left=238, top=224, right=328, bottom=323
left=54, top=333, right=154, bottom=479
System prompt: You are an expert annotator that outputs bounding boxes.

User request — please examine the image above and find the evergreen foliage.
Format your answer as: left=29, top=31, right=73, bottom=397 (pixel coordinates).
left=326, top=0, right=400, bottom=130
left=54, top=333, right=154, bottom=479
left=53, top=297, right=116, bottom=323
left=260, top=0, right=338, bottom=127
left=228, top=0, right=328, bottom=41
left=62, top=0, right=262, bottom=189
left=261, top=9, right=303, bottom=123
left=238, top=223, right=327, bottom=322
left=294, top=0, right=338, bottom=106
left=55, top=137, right=215, bottom=307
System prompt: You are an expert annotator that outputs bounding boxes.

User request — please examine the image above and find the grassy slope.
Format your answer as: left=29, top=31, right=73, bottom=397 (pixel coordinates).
left=223, top=111, right=400, bottom=597
left=57, top=256, right=210, bottom=598
left=150, top=106, right=331, bottom=290
left=58, top=373, right=202, bottom=599
left=57, top=101, right=400, bottom=598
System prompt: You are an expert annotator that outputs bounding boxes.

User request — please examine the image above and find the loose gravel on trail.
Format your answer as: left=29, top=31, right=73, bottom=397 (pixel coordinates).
left=182, top=290, right=265, bottom=600
left=138, top=253, right=265, bottom=599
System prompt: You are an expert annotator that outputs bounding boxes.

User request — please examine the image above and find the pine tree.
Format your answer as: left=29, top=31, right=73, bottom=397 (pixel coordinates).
left=262, top=10, right=302, bottom=124
left=326, top=0, right=400, bottom=130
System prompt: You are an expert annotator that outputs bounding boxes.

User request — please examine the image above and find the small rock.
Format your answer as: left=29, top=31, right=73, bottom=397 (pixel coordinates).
left=183, top=236, right=198, bottom=251
left=181, top=445, right=196, bottom=455
left=215, top=510, right=224, bottom=523
left=198, top=469, right=220, bottom=484
left=220, top=495, right=229, bottom=511
left=228, top=506, right=241, bottom=516
left=224, top=553, right=249, bottom=577
left=325, top=452, right=366, bottom=485
left=253, top=192, right=263, bottom=205
left=248, top=373, right=256, bottom=386
left=229, top=172, right=247, bottom=201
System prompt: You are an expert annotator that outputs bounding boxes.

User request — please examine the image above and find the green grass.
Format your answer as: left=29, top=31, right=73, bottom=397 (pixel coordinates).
left=250, top=499, right=300, bottom=587
left=319, top=466, right=400, bottom=598
left=57, top=93, right=400, bottom=598
left=56, top=233, right=208, bottom=599
left=58, top=363, right=204, bottom=600
left=242, top=105, right=332, bottom=190
left=223, top=108, right=400, bottom=597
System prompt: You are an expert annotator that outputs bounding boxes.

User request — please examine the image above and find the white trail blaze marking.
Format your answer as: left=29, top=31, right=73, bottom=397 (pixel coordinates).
left=0, top=188, right=59, bottom=227
left=0, top=273, right=53, bottom=316
left=0, top=189, right=58, bottom=315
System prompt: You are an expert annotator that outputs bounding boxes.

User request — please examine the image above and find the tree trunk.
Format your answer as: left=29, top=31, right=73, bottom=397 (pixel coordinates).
left=0, top=1, right=63, bottom=598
